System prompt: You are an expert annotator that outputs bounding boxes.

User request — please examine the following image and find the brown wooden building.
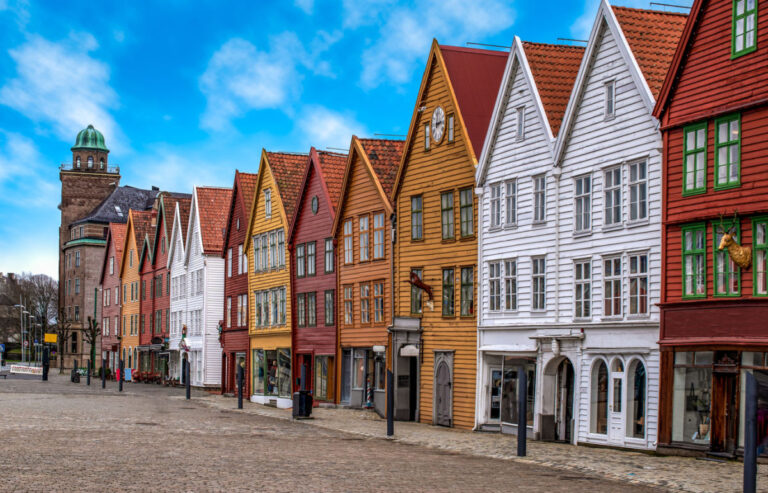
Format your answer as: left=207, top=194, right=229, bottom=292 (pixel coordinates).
left=653, top=0, right=768, bottom=456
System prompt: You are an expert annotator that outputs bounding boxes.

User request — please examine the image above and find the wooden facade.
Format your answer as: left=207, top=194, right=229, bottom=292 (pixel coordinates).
left=138, top=212, right=157, bottom=371
left=391, top=41, right=506, bottom=429
left=654, top=0, right=768, bottom=456
left=99, top=222, right=126, bottom=375
left=289, top=149, right=346, bottom=403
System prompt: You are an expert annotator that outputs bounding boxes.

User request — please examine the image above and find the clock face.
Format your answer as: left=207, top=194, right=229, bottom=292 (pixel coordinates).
left=431, top=106, right=445, bottom=143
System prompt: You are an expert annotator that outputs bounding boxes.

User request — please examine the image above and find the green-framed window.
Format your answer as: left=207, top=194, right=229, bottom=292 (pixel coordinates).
left=732, top=0, right=758, bottom=58
left=712, top=222, right=740, bottom=297
left=683, top=122, right=707, bottom=195
left=714, top=114, right=741, bottom=190
left=682, top=223, right=706, bottom=298
left=753, top=217, right=768, bottom=296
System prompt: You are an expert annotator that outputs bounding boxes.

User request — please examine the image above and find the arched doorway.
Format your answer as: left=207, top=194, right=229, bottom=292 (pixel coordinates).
left=434, top=360, right=452, bottom=427
left=542, top=356, right=575, bottom=442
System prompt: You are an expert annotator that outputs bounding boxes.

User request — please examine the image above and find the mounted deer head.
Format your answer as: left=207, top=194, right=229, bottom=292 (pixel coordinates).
left=718, top=213, right=751, bottom=269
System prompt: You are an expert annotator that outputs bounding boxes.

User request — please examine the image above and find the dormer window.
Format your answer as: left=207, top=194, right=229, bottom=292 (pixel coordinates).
left=76, top=157, right=81, bottom=168
left=605, top=81, right=616, bottom=118
left=115, top=205, right=123, bottom=217
left=264, top=189, right=272, bottom=218
left=733, top=0, right=757, bottom=57
left=516, top=106, right=525, bottom=141
left=87, top=156, right=94, bottom=168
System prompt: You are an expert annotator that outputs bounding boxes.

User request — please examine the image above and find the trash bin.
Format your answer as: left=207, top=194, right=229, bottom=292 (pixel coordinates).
left=292, top=390, right=313, bottom=418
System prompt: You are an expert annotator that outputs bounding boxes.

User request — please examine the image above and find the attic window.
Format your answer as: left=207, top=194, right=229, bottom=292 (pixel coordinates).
left=115, top=205, right=123, bottom=217
left=604, top=81, right=616, bottom=118
left=448, top=114, right=455, bottom=142
left=265, top=189, right=272, bottom=219
left=100, top=159, right=105, bottom=169
left=424, top=124, right=430, bottom=151
left=732, top=0, right=757, bottom=57
left=76, top=157, right=81, bottom=168
left=516, top=107, right=525, bottom=141
left=236, top=218, right=240, bottom=230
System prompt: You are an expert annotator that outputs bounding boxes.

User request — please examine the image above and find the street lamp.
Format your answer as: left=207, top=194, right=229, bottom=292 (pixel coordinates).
left=13, top=303, right=28, bottom=364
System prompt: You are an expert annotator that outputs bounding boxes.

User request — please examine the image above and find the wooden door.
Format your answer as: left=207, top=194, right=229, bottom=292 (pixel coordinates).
left=435, top=361, right=452, bottom=427
left=711, top=372, right=738, bottom=453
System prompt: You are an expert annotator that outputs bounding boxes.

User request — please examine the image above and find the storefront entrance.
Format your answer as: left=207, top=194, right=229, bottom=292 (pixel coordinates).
left=488, top=367, right=502, bottom=423
left=608, top=360, right=625, bottom=444
left=554, top=358, right=574, bottom=442
left=712, top=371, right=738, bottom=454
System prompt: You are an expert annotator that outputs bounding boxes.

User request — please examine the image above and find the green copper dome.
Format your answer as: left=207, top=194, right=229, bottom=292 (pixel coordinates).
left=71, top=124, right=109, bottom=153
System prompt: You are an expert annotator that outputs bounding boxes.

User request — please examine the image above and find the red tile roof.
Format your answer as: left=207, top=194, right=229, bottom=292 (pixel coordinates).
left=358, top=138, right=405, bottom=197
left=612, top=6, right=688, bottom=99
left=440, top=45, right=508, bottom=157
left=315, top=151, right=347, bottom=209
left=238, top=172, right=259, bottom=215
left=266, top=152, right=308, bottom=221
left=523, top=42, right=585, bottom=136
left=196, top=187, right=233, bottom=255
left=177, top=197, right=192, bottom=248
left=110, top=222, right=127, bottom=261
left=131, top=210, right=154, bottom=257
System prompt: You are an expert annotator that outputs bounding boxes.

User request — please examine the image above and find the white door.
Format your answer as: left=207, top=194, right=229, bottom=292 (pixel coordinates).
left=608, top=370, right=624, bottom=444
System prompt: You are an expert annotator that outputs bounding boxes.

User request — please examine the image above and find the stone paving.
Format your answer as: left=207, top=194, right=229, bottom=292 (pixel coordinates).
left=0, top=374, right=659, bottom=492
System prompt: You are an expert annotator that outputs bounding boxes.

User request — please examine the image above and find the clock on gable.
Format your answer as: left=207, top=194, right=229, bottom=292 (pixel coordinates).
left=431, top=106, right=445, bottom=144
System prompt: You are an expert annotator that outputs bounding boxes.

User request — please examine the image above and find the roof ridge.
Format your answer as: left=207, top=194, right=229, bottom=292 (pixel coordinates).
left=522, top=41, right=586, bottom=50
left=612, top=4, right=688, bottom=17
left=439, top=44, right=509, bottom=56
left=267, top=151, right=309, bottom=156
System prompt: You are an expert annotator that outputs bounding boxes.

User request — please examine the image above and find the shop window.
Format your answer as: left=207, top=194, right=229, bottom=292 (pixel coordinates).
left=626, top=360, right=646, bottom=439
left=590, top=360, right=608, bottom=434
left=671, top=351, right=713, bottom=445
left=500, top=357, right=536, bottom=427
left=353, top=349, right=367, bottom=389
left=252, top=349, right=265, bottom=395
left=315, top=356, right=330, bottom=401
left=278, top=349, right=291, bottom=397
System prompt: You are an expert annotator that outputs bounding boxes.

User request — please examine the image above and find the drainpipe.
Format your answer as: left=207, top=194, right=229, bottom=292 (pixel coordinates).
left=473, top=186, right=484, bottom=431
left=552, top=166, right=562, bottom=324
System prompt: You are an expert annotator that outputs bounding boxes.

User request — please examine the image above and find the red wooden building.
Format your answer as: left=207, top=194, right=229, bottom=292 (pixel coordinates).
left=288, top=149, right=347, bottom=402
left=99, top=222, right=126, bottom=375
left=654, top=0, right=768, bottom=456
left=221, top=171, right=258, bottom=395
left=138, top=208, right=158, bottom=377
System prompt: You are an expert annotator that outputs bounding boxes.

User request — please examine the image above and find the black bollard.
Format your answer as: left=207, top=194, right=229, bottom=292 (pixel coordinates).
left=119, top=359, right=123, bottom=392
left=101, top=358, right=106, bottom=389
left=185, top=359, right=191, bottom=400
left=744, top=372, right=757, bottom=493
left=517, top=367, right=527, bottom=457
left=42, top=346, right=49, bottom=381
left=87, top=359, right=91, bottom=386
left=237, top=364, right=244, bottom=409
left=386, top=369, right=394, bottom=437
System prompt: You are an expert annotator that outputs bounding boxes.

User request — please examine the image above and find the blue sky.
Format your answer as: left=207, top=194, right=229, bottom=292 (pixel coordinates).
left=0, top=0, right=651, bottom=279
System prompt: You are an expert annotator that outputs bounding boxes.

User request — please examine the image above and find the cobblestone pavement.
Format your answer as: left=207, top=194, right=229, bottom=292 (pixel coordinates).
left=0, top=375, right=659, bottom=492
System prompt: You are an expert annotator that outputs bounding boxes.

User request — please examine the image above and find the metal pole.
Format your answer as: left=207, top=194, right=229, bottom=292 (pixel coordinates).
left=42, top=345, right=49, bottom=381
left=119, top=359, right=123, bottom=392
left=517, top=367, right=527, bottom=457
left=102, top=358, right=106, bottom=389
left=86, top=359, right=91, bottom=386
left=386, top=369, right=394, bottom=437
left=744, top=372, right=757, bottom=493
left=185, top=358, right=191, bottom=400
left=237, top=364, right=244, bottom=409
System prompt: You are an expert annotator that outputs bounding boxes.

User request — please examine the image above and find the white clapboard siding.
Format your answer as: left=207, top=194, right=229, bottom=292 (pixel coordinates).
left=202, top=256, right=224, bottom=386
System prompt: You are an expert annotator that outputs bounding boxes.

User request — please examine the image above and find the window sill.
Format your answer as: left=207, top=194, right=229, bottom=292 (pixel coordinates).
left=459, top=235, right=476, bottom=241
left=626, top=218, right=650, bottom=228
left=488, top=226, right=503, bottom=233
left=714, top=182, right=741, bottom=192
left=573, top=317, right=592, bottom=323
left=602, top=224, right=623, bottom=233
left=503, top=223, right=517, bottom=230
left=682, top=189, right=706, bottom=197
left=531, top=221, right=547, bottom=228
left=626, top=314, right=651, bottom=321
left=604, top=114, right=616, bottom=122
left=441, top=237, right=456, bottom=243
left=573, top=230, right=592, bottom=238
left=600, top=316, right=623, bottom=322
left=530, top=310, right=548, bottom=316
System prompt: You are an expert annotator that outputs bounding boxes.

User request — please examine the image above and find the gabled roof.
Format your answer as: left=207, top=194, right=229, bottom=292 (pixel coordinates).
left=195, top=186, right=233, bottom=255
left=222, top=171, right=258, bottom=253
left=119, top=209, right=153, bottom=278
left=72, top=185, right=160, bottom=226
left=266, top=152, right=308, bottom=221
left=166, top=200, right=189, bottom=269
left=151, top=193, right=192, bottom=262
left=98, top=222, right=126, bottom=285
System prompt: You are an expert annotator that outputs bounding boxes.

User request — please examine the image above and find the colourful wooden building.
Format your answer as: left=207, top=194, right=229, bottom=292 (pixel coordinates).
left=332, top=137, right=404, bottom=413
left=222, top=171, right=258, bottom=395
left=653, top=0, right=768, bottom=456
left=99, top=222, right=126, bottom=375
left=245, top=150, right=307, bottom=407
left=390, top=41, right=506, bottom=428
left=288, top=148, right=346, bottom=403
left=138, top=209, right=158, bottom=375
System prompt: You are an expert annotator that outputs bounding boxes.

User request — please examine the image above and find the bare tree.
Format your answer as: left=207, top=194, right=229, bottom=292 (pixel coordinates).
left=20, top=274, right=58, bottom=333
left=83, top=316, right=99, bottom=373
left=55, top=308, right=72, bottom=374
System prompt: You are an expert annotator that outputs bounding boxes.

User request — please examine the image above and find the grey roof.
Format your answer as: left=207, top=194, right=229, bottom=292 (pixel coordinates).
left=72, top=186, right=165, bottom=225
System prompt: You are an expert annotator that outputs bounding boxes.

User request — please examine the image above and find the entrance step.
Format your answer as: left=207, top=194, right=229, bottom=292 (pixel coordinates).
left=706, top=452, right=736, bottom=461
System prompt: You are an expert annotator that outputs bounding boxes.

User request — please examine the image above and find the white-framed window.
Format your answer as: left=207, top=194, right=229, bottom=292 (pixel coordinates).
left=109, top=256, right=114, bottom=275
left=264, top=189, right=272, bottom=218
left=504, top=259, right=517, bottom=311
left=490, top=183, right=502, bottom=228
left=227, top=248, right=232, bottom=277
left=574, top=260, right=591, bottom=319
left=359, top=215, right=369, bottom=262
left=103, top=317, right=109, bottom=336
left=505, top=180, right=516, bottom=225
left=227, top=297, right=232, bottom=328
left=325, top=238, right=334, bottom=273
left=343, top=219, right=353, bottom=264
left=575, top=175, right=591, bottom=233
left=533, top=175, right=546, bottom=223
left=604, top=80, right=615, bottom=118
left=75, top=250, right=81, bottom=267
left=532, top=257, right=546, bottom=310
left=424, top=124, right=430, bottom=151
left=603, top=257, right=622, bottom=317
left=516, top=106, right=525, bottom=140
left=489, top=261, right=501, bottom=311
left=629, top=161, right=648, bottom=221
left=236, top=245, right=242, bottom=275
left=629, top=253, right=649, bottom=315
left=604, top=167, right=621, bottom=227
left=269, top=232, right=277, bottom=269
left=373, top=213, right=385, bottom=259
left=447, top=114, right=455, bottom=142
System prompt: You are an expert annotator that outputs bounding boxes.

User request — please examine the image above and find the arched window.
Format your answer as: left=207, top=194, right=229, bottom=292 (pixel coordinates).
left=590, top=360, right=608, bottom=434
left=100, top=158, right=105, bottom=169
left=626, top=360, right=646, bottom=439
left=76, top=157, right=81, bottom=168
left=87, top=156, right=94, bottom=168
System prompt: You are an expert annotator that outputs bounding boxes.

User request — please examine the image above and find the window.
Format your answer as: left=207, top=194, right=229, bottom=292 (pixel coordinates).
left=460, top=189, right=473, bottom=237
left=254, top=292, right=262, bottom=327
left=155, top=311, right=161, bottom=334
left=239, top=244, right=246, bottom=274
left=533, top=175, right=546, bottom=223
left=76, top=157, right=80, bottom=168
left=308, top=292, right=316, bottom=326
left=253, top=235, right=261, bottom=272
left=604, top=167, right=621, bottom=226
left=442, top=268, right=455, bottom=317
left=441, top=191, right=454, bottom=239
left=504, top=260, right=517, bottom=310
left=307, top=242, right=316, bottom=276
left=227, top=297, right=232, bottom=328
left=109, top=256, right=114, bottom=275
left=591, top=360, right=609, bottom=434
left=574, top=175, right=591, bottom=233
left=272, top=289, right=280, bottom=325
left=325, top=290, right=334, bottom=326
left=424, top=124, right=430, bottom=150
left=604, top=257, right=622, bottom=317
left=71, top=331, right=78, bottom=353
left=732, top=0, right=757, bottom=57
left=278, top=230, right=285, bottom=268
left=103, top=317, right=109, bottom=336
left=297, top=294, right=306, bottom=327
left=239, top=294, right=248, bottom=326
left=315, top=355, right=330, bottom=401
left=489, top=262, right=501, bottom=311
left=683, top=123, right=707, bottom=195
left=532, top=257, right=546, bottom=310
left=574, top=260, right=591, bottom=319
left=141, top=314, right=145, bottom=334
left=360, top=283, right=371, bottom=324
left=447, top=114, right=455, bottom=142
left=75, top=250, right=81, bottom=267
left=227, top=248, right=232, bottom=277
left=87, top=156, right=94, bottom=168
left=626, top=360, right=646, bottom=439
left=75, top=278, right=80, bottom=294
left=359, top=215, right=370, bottom=261
left=297, top=244, right=305, bottom=278
left=713, top=223, right=740, bottom=296
left=123, top=284, right=127, bottom=303
left=373, top=213, right=385, bottom=259
left=505, top=181, right=516, bottom=225
left=755, top=218, right=768, bottom=295
left=490, top=184, right=502, bottom=228
left=629, top=161, right=647, bottom=221
left=682, top=224, right=706, bottom=298
left=460, top=267, right=474, bottom=317
left=604, top=81, right=615, bottom=118
left=516, top=106, right=525, bottom=140
left=411, top=196, right=423, bottom=240
left=374, top=282, right=384, bottom=323
left=264, top=189, right=272, bottom=218
left=343, top=219, right=353, bottom=264
left=629, top=253, right=649, bottom=314
left=672, top=351, right=713, bottom=445
left=411, top=269, right=423, bottom=315
left=261, top=235, right=268, bottom=270
left=343, top=285, right=353, bottom=325
left=269, top=232, right=277, bottom=269
left=715, top=114, right=740, bottom=189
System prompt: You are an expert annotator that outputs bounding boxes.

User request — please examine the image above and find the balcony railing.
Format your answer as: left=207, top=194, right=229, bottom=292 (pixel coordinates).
left=60, top=163, right=120, bottom=174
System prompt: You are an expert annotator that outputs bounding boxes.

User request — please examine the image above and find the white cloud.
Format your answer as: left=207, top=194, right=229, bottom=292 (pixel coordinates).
left=570, top=0, right=648, bottom=41
left=294, top=0, right=314, bottom=14
left=0, top=131, right=57, bottom=208
left=352, top=0, right=515, bottom=89
left=296, top=105, right=367, bottom=150
left=0, top=34, right=122, bottom=151
left=0, top=0, right=30, bottom=28
left=199, top=31, right=341, bottom=131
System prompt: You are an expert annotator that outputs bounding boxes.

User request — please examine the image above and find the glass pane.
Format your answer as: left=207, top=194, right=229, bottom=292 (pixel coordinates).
left=613, top=378, right=622, bottom=412
left=694, top=351, right=714, bottom=365
left=591, top=361, right=608, bottom=434
left=265, top=350, right=278, bottom=395
left=627, top=361, right=646, bottom=438
left=675, top=351, right=694, bottom=365
left=671, top=366, right=712, bottom=444
left=696, top=128, right=705, bottom=147
left=686, top=130, right=695, bottom=151
left=719, top=122, right=728, bottom=143
left=742, top=352, right=765, bottom=367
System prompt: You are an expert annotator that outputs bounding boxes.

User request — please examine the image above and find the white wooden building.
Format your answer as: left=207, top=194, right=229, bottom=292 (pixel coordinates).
left=476, top=0, right=686, bottom=450
left=168, top=200, right=188, bottom=383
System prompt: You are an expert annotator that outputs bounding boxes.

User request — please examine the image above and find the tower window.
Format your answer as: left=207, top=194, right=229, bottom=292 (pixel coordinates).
left=76, top=157, right=81, bottom=168
left=87, top=156, right=94, bottom=168
left=100, top=159, right=104, bottom=169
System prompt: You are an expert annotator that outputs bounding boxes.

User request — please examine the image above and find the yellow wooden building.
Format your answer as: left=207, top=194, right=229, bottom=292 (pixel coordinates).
left=245, top=150, right=307, bottom=407
left=390, top=40, right=507, bottom=429
left=119, top=209, right=153, bottom=372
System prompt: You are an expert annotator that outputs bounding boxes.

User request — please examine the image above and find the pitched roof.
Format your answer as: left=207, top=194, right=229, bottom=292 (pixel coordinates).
left=160, top=193, right=192, bottom=243
left=131, top=210, right=154, bottom=254
left=315, top=151, right=347, bottom=209
left=72, top=186, right=160, bottom=226
left=358, top=139, right=405, bottom=197
left=110, top=222, right=127, bottom=260
left=612, top=6, right=688, bottom=99
left=439, top=45, right=508, bottom=157
left=176, top=197, right=192, bottom=248
left=238, top=172, right=259, bottom=214
left=195, top=186, right=233, bottom=255
left=266, top=152, right=308, bottom=221
left=523, top=42, right=585, bottom=136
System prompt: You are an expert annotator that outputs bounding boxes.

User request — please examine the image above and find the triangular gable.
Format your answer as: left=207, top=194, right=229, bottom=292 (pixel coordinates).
left=183, top=187, right=203, bottom=266
left=98, top=222, right=126, bottom=285
left=196, top=186, right=233, bottom=255
left=222, top=171, right=259, bottom=255
left=166, top=201, right=186, bottom=270
left=118, top=209, right=150, bottom=279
